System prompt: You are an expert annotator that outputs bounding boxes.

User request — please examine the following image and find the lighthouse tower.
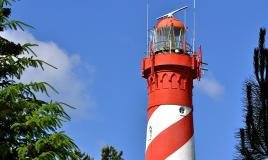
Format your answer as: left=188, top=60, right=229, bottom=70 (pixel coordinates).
left=141, top=7, right=204, bottom=160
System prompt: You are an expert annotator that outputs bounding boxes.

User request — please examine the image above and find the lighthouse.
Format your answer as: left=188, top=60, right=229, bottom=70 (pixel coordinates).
left=141, top=6, right=204, bottom=160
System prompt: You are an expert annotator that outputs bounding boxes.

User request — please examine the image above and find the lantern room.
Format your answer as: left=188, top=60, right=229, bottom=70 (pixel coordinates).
left=150, top=17, right=191, bottom=54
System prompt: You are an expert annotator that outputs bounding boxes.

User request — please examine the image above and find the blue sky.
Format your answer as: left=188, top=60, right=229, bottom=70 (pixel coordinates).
left=4, top=0, right=268, bottom=159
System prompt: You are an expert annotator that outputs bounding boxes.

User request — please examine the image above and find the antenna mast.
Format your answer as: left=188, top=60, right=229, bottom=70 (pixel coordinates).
left=192, top=0, right=196, bottom=53
left=146, top=0, right=149, bottom=56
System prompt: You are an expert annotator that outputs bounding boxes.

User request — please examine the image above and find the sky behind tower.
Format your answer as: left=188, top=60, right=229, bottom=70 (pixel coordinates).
left=2, top=0, right=268, bottom=159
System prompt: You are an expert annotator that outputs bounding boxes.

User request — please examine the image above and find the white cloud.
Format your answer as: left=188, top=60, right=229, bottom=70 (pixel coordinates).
left=1, top=30, right=95, bottom=119
left=195, top=74, right=224, bottom=100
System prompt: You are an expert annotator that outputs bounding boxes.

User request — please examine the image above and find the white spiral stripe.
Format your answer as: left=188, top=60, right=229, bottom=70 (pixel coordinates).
left=165, top=136, right=195, bottom=160
left=146, top=104, right=192, bottom=150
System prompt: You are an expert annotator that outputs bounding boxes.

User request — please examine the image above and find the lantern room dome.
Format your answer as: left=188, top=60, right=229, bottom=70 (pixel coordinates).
left=155, top=17, right=185, bottom=29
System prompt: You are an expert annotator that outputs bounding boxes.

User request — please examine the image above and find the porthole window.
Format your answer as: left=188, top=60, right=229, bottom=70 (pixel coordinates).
left=179, top=107, right=185, bottom=115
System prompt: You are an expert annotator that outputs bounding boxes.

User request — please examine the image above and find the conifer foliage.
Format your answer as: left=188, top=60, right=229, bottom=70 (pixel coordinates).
left=236, top=28, right=268, bottom=159
left=101, top=146, right=123, bottom=160
left=75, top=150, right=94, bottom=160
left=75, top=146, right=123, bottom=160
left=0, top=0, right=80, bottom=159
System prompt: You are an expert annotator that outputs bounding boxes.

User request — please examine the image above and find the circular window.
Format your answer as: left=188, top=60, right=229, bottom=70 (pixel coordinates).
left=179, top=107, right=185, bottom=114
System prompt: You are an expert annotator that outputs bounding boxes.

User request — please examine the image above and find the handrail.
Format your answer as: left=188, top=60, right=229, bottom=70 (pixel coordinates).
left=153, top=40, right=193, bottom=55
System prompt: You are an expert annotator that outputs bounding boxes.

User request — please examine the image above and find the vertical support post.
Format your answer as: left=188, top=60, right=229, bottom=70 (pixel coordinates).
left=146, top=0, right=150, bottom=56
left=192, top=0, right=196, bottom=53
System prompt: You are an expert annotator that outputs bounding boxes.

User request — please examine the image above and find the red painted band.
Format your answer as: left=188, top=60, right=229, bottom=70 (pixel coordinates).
left=146, top=112, right=194, bottom=160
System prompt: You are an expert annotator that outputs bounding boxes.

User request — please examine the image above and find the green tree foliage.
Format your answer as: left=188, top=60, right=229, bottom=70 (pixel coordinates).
left=75, top=150, right=94, bottom=160
left=0, top=0, right=82, bottom=159
left=75, top=146, right=123, bottom=160
left=236, top=28, right=268, bottom=159
left=101, top=146, right=123, bottom=160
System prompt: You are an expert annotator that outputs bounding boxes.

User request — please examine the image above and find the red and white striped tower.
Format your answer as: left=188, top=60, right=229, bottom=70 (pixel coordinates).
left=141, top=8, right=204, bottom=160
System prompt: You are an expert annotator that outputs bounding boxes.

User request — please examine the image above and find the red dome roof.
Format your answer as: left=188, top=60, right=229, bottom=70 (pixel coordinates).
left=155, top=17, right=185, bottom=29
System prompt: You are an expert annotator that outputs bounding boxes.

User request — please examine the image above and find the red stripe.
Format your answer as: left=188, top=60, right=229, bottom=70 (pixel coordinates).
left=146, top=112, right=194, bottom=160
left=147, top=105, right=159, bottom=120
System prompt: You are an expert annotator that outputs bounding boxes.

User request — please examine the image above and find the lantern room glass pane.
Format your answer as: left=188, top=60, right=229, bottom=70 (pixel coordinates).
left=153, top=26, right=184, bottom=53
